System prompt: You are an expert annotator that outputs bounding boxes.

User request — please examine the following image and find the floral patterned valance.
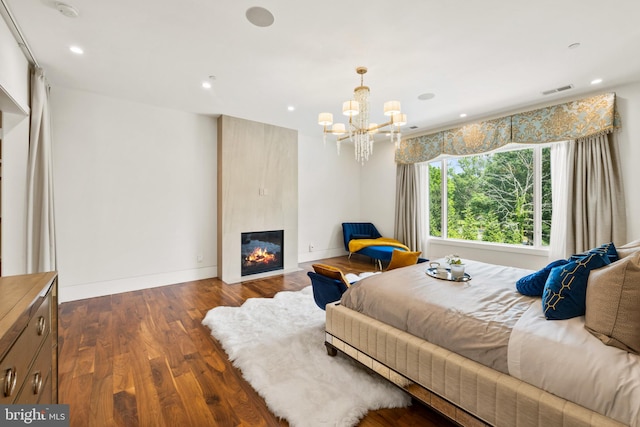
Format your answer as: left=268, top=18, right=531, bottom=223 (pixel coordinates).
left=443, top=117, right=512, bottom=157
left=511, top=93, right=618, bottom=143
left=396, top=92, right=618, bottom=164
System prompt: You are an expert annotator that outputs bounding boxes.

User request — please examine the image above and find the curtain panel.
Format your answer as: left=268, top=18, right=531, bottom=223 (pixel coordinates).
left=394, top=163, right=423, bottom=252
left=26, top=68, right=57, bottom=273
left=396, top=92, right=619, bottom=164
left=568, top=133, right=627, bottom=254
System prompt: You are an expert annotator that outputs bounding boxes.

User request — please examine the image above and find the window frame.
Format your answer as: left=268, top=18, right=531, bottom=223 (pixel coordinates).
left=428, top=143, right=553, bottom=250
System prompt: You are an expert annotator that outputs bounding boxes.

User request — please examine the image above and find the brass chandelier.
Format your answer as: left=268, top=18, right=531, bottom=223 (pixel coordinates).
left=318, top=66, right=407, bottom=164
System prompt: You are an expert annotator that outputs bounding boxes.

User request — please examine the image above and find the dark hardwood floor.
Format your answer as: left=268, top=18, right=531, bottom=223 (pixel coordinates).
left=58, top=255, right=455, bottom=426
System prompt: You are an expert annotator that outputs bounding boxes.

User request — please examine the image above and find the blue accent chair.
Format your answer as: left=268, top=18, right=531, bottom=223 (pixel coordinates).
left=342, top=222, right=406, bottom=269
left=307, top=271, right=349, bottom=310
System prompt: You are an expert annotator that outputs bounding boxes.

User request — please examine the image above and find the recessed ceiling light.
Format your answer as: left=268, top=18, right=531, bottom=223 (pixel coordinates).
left=201, top=75, right=216, bottom=89
left=69, top=45, right=83, bottom=54
left=590, top=78, right=603, bottom=85
left=568, top=42, right=581, bottom=49
left=460, top=113, right=467, bottom=118
left=287, top=106, right=295, bottom=111
left=418, top=93, right=435, bottom=101
left=246, top=7, right=274, bottom=27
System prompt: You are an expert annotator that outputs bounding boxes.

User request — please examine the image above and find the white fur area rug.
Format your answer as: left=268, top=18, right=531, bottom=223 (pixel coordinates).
left=202, top=286, right=410, bottom=427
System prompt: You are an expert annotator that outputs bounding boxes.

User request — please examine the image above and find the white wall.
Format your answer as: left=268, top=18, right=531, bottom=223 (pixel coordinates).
left=359, top=140, right=398, bottom=237
left=297, top=132, right=362, bottom=262
left=50, top=86, right=361, bottom=299
left=0, top=14, right=29, bottom=114
left=51, top=87, right=217, bottom=302
left=0, top=14, right=30, bottom=275
left=1, top=112, right=29, bottom=275
left=614, top=81, right=640, bottom=241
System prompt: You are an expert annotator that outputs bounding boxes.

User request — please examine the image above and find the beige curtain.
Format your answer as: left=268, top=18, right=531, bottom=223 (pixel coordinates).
left=549, top=142, right=570, bottom=260
left=559, top=133, right=626, bottom=256
left=394, top=163, right=423, bottom=252
left=26, top=68, right=57, bottom=272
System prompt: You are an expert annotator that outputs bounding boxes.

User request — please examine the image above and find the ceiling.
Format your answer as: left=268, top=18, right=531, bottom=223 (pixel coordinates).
left=5, top=0, right=640, bottom=138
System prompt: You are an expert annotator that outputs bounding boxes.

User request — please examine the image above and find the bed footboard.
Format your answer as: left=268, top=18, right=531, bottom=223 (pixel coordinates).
left=325, top=302, right=624, bottom=427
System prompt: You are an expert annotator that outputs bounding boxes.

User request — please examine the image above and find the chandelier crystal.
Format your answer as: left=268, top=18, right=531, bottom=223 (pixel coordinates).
left=318, top=67, right=407, bottom=165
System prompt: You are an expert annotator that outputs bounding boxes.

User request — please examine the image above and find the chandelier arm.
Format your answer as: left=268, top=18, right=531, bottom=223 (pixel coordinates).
left=367, top=120, right=394, bottom=132
left=335, top=120, right=396, bottom=142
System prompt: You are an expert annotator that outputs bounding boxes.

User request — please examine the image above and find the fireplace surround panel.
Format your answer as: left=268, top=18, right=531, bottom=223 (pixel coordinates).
left=217, top=115, right=298, bottom=283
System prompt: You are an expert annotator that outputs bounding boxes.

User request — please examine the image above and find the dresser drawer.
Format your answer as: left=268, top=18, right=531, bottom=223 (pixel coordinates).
left=0, top=290, right=51, bottom=404
left=36, top=369, right=52, bottom=404
left=14, top=333, right=52, bottom=404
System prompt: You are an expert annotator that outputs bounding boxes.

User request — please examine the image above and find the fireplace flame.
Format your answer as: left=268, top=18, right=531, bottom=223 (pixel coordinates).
left=245, top=247, right=276, bottom=264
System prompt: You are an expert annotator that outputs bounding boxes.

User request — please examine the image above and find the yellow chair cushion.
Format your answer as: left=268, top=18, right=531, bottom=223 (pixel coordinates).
left=387, top=250, right=422, bottom=270
left=312, top=264, right=350, bottom=288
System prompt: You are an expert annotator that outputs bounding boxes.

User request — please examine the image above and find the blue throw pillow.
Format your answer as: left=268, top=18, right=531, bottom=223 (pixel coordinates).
left=596, top=242, right=619, bottom=262
left=542, top=251, right=610, bottom=320
left=516, top=259, right=570, bottom=296
left=569, top=242, right=619, bottom=263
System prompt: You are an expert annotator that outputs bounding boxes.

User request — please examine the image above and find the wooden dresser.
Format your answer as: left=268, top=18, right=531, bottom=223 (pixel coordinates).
left=0, top=272, right=58, bottom=404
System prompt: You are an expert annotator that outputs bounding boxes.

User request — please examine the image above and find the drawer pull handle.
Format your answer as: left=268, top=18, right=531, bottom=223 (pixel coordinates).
left=37, top=316, right=46, bottom=336
left=32, top=372, right=43, bottom=395
left=3, top=367, right=17, bottom=397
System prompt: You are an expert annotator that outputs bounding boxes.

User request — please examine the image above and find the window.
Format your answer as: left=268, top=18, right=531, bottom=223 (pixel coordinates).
left=428, top=145, right=551, bottom=247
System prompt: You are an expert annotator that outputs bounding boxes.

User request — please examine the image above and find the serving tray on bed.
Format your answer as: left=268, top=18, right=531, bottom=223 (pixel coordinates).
left=426, top=267, right=471, bottom=282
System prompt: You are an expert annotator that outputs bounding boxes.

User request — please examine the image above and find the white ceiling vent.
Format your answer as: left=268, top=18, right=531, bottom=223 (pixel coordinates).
left=542, top=84, right=574, bottom=95
left=55, top=2, right=79, bottom=18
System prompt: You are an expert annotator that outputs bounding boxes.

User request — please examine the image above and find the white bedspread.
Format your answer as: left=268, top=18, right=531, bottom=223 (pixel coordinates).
left=509, top=302, right=640, bottom=427
left=340, top=259, right=534, bottom=373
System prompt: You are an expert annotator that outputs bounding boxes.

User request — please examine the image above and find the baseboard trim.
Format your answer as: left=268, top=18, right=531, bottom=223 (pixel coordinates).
left=297, top=248, right=346, bottom=263
left=58, top=266, right=218, bottom=303
left=59, top=249, right=351, bottom=302
left=221, top=266, right=302, bottom=284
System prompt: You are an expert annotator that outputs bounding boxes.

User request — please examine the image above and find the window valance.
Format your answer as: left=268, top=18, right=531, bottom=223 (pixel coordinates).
left=396, top=92, right=619, bottom=164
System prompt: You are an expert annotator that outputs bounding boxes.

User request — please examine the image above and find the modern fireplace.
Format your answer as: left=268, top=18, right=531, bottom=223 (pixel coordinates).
left=241, top=230, right=284, bottom=276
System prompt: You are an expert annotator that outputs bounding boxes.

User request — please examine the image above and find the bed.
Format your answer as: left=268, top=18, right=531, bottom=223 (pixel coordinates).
left=324, top=259, right=640, bottom=427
